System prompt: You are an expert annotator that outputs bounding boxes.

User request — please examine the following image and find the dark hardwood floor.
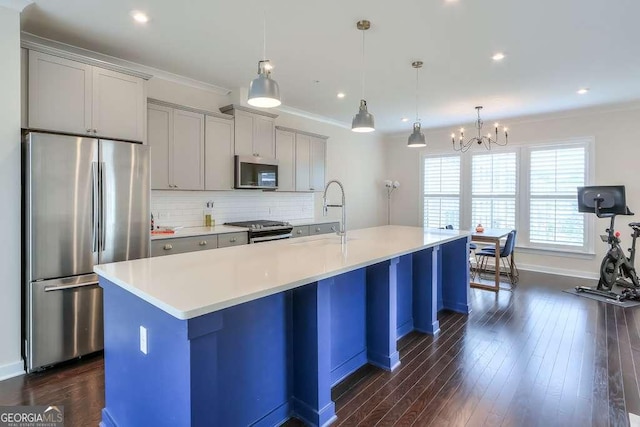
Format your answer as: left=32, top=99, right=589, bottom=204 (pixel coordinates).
left=2, top=271, right=640, bottom=426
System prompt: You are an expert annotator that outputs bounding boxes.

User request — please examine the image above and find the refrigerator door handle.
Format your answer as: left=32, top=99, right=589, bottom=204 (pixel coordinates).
left=100, top=162, right=106, bottom=252
left=44, top=281, right=99, bottom=292
left=91, top=162, right=99, bottom=252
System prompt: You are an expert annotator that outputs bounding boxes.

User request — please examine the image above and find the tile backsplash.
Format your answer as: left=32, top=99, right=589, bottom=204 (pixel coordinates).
left=151, top=191, right=315, bottom=228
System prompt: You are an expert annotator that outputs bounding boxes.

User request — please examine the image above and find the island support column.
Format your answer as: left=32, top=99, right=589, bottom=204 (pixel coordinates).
left=291, top=278, right=337, bottom=427
left=412, top=246, right=441, bottom=334
left=366, top=257, right=401, bottom=371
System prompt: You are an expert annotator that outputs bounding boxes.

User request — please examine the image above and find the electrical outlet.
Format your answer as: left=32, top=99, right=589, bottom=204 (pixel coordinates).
left=140, top=326, right=148, bottom=354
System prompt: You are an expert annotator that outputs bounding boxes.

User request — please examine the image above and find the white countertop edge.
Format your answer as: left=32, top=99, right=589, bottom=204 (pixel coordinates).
left=95, top=231, right=470, bottom=320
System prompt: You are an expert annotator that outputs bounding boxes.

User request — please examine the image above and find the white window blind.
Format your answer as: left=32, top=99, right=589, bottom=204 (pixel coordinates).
left=529, top=146, right=586, bottom=247
left=471, top=152, right=517, bottom=229
left=423, top=156, right=460, bottom=228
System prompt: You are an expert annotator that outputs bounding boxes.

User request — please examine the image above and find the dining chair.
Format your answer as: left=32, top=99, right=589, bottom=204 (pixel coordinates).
left=475, top=229, right=519, bottom=286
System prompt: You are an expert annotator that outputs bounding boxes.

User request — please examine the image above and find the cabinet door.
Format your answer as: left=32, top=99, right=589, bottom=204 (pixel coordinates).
left=172, top=109, right=205, bottom=190
left=205, top=116, right=234, bottom=190
left=28, top=51, right=92, bottom=135
left=147, top=104, right=172, bottom=190
left=92, top=67, right=145, bottom=142
left=275, top=129, right=296, bottom=191
left=253, top=115, right=275, bottom=158
left=295, top=134, right=311, bottom=191
left=310, top=137, right=326, bottom=192
left=233, top=110, right=254, bottom=156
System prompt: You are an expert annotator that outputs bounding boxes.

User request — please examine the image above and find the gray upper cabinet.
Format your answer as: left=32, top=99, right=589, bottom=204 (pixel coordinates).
left=220, top=105, right=277, bottom=158
left=205, top=115, right=234, bottom=190
left=28, top=51, right=145, bottom=142
left=295, top=134, right=311, bottom=191
left=275, top=128, right=296, bottom=192
left=148, top=102, right=204, bottom=190
left=282, top=127, right=327, bottom=193
left=92, top=67, right=145, bottom=142
left=310, top=136, right=326, bottom=192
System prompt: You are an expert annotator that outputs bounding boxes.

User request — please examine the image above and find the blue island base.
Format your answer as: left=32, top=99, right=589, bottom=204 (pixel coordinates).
left=99, top=237, right=470, bottom=427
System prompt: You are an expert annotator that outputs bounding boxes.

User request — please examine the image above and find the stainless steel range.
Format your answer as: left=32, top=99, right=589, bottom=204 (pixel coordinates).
left=225, top=220, right=293, bottom=243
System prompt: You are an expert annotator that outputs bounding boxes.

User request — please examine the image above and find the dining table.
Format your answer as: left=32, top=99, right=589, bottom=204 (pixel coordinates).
left=470, top=228, right=513, bottom=292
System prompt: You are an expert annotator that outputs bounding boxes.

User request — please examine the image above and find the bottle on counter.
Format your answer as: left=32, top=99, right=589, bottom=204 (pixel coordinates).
left=204, top=202, right=214, bottom=227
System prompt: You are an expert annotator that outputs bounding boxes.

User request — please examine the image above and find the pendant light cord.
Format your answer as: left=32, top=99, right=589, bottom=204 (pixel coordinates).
left=263, top=13, right=267, bottom=60
left=415, top=67, right=419, bottom=122
left=361, top=29, right=365, bottom=100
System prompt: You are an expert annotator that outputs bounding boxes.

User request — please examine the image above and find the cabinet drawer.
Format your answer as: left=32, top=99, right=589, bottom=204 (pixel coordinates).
left=217, top=232, right=248, bottom=248
left=310, top=222, right=339, bottom=236
left=292, top=225, right=309, bottom=238
left=151, top=236, right=218, bottom=257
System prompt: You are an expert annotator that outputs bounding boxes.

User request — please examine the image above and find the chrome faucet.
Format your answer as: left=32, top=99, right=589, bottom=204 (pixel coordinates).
left=323, top=180, right=346, bottom=244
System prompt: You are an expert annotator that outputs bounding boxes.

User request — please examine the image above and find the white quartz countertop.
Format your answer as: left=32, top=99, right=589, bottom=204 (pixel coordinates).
left=95, top=226, right=470, bottom=320
left=151, top=225, right=249, bottom=240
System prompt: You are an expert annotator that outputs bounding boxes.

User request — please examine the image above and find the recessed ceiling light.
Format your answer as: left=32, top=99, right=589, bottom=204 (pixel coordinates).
left=492, top=52, right=505, bottom=61
left=577, top=88, right=590, bottom=95
left=131, top=11, right=149, bottom=23
left=337, top=92, right=345, bottom=99
left=401, top=118, right=409, bottom=122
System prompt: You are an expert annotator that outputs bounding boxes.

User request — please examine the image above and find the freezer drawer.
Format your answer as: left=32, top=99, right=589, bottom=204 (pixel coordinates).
left=26, top=275, right=103, bottom=372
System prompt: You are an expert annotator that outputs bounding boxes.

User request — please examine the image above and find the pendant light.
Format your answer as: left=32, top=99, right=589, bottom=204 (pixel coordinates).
left=248, top=14, right=281, bottom=108
left=407, top=61, right=426, bottom=147
left=352, top=20, right=375, bottom=133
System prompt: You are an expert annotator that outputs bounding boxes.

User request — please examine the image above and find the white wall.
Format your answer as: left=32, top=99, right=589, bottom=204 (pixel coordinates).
left=385, top=102, right=640, bottom=278
left=0, top=5, right=24, bottom=380
left=147, top=78, right=388, bottom=230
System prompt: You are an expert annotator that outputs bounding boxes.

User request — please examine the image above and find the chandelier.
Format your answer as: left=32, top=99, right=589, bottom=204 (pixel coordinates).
left=451, top=106, right=508, bottom=152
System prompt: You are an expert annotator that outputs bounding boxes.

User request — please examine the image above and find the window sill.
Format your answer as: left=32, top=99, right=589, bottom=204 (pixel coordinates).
left=514, top=245, right=596, bottom=259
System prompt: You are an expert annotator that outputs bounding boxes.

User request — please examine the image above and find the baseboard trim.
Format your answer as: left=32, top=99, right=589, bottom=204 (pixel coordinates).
left=518, top=263, right=598, bottom=280
left=0, top=359, right=25, bottom=382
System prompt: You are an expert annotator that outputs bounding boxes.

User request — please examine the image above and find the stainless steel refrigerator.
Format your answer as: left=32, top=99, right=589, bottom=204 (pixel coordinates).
left=23, top=132, right=150, bottom=372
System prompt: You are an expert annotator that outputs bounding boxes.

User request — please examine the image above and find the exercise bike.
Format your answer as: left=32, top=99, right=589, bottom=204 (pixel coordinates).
left=575, top=186, right=640, bottom=302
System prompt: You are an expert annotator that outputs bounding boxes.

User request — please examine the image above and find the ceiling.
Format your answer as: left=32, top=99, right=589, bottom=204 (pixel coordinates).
left=20, top=0, right=640, bottom=134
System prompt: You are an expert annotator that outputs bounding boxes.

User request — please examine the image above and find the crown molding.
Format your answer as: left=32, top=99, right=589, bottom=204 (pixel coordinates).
left=21, top=32, right=231, bottom=95
left=275, top=126, right=329, bottom=140
left=0, top=0, right=32, bottom=12
left=275, top=104, right=351, bottom=130
left=220, top=104, right=279, bottom=119
left=148, top=98, right=231, bottom=120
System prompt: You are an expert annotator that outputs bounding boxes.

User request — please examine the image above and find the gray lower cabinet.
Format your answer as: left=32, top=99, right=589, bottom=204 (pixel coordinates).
left=292, top=225, right=309, bottom=238
left=310, top=222, right=339, bottom=235
left=217, top=232, right=249, bottom=248
left=291, top=222, right=339, bottom=238
left=151, top=235, right=218, bottom=257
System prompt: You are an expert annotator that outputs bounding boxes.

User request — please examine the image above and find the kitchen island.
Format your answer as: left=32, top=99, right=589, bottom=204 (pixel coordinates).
left=95, top=225, right=471, bottom=427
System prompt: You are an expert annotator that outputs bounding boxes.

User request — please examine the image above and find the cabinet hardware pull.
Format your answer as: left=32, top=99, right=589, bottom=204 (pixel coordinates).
left=86, top=129, right=92, bottom=133
left=310, top=188, right=314, bottom=191
left=163, top=244, right=173, bottom=250
left=199, top=241, right=207, bottom=246
left=331, top=226, right=336, bottom=231
left=230, top=238, right=237, bottom=243
left=297, top=230, right=303, bottom=234
left=93, top=129, right=97, bottom=133
left=316, top=228, right=321, bottom=232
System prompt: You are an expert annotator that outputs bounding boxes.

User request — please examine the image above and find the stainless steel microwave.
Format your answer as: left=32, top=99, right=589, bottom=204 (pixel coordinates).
left=234, top=155, right=278, bottom=189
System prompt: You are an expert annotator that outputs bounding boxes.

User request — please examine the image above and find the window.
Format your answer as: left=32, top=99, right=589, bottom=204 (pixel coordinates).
left=421, top=139, right=592, bottom=253
left=423, top=156, right=460, bottom=228
left=471, top=152, right=517, bottom=229
left=528, top=145, right=587, bottom=248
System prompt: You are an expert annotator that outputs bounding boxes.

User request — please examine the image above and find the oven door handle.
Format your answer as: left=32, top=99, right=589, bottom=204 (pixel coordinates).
left=251, top=233, right=292, bottom=243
